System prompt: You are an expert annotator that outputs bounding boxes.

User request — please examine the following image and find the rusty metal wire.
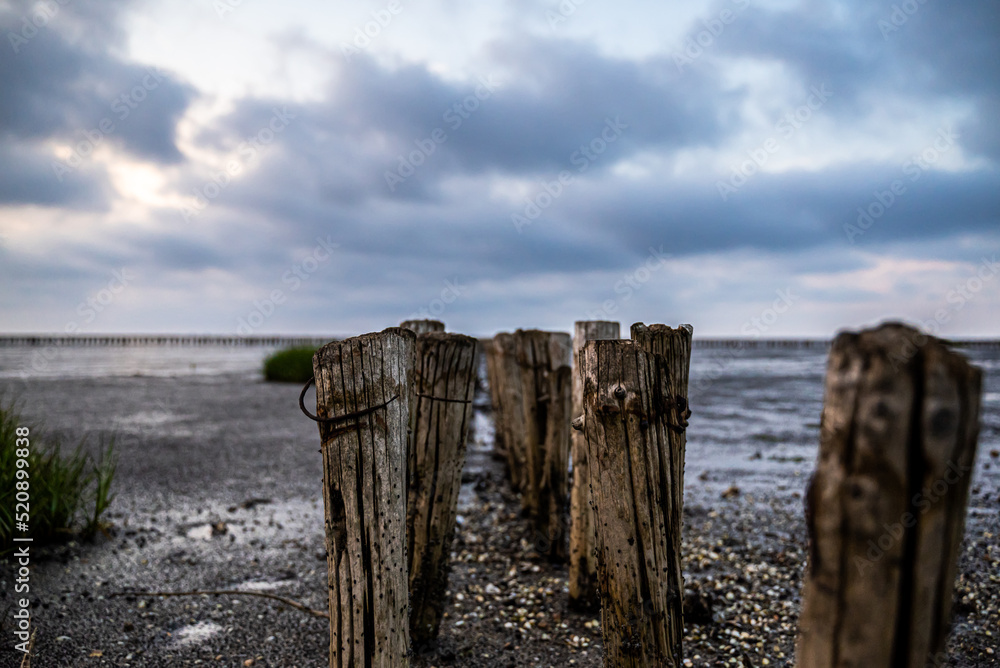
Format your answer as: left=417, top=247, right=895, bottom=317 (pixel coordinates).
left=298, top=376, right=399, bottom=424
left=417, top=393, right=473, bottom=404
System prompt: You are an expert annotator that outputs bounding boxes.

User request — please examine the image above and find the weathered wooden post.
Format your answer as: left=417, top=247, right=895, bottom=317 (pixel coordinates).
left=540, top=363, right=572, bottom=559
left=797, top=323, right=982, bottom=667
left=515, top=329, right=572, bottom=561
left=569, top=320, right=620, bottom=610
left=491, top=332, right=527, bottom=492
left=483, top=337, right=508, bottom=463
left=311, top=328, right=415, bottom=668
left=400, top=319, right=445, bottom=335
left=406, top=332, right=478, bottom=647
left=631, top=322, right=692, bottom=586
left=630, top=323, right=693, bottom=394
left=581, top=341, right=686, bottom=668
left=581, top=338, right=688, bottom=666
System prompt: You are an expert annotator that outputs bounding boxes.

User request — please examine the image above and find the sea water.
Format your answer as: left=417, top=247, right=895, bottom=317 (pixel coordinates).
left=0, top=342, right=996, bottom=510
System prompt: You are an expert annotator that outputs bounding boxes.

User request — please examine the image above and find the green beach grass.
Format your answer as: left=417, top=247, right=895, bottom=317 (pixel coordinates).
left=0, top=401, right=116, bottom=554
left=263, top=345, right=318, bottom=383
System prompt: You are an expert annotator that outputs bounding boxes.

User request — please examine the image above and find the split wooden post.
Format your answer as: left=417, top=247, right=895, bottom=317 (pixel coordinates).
left=483, top=338, right=508, bottom=463
left=400, top=319, right=445, bottom=335
left=514, top=329, right=572, bottom=562
left=797, top=323, right=982, bottom=668
left=569, top=320, right=620, bottom=610
left=406, top=332, right=478, bottom=647
left=581, top=338, right=688, bottom=667
left=312, top=328, right=415, bottom=668
left=629, top=323, right=693, bottom=396
left=491, top=332, right=528, bottom=492
left=630, top=322, right=693, bottom=593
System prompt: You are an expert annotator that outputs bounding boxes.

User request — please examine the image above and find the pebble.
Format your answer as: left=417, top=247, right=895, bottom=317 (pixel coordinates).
left=419, top=467, right=1000, bottom=667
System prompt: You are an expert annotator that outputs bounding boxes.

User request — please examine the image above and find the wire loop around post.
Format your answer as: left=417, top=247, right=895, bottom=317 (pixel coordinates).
left=298, top=376, right=399, bottom=424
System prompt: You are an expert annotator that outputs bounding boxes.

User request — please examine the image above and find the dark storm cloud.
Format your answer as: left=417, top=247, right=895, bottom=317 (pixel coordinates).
left=5, top=0, right=999, bottom=337
left=0, top=0, right=195, bottom=206
left=173, top=31, right=747, bottom=287
left=717, top=1, right=1000, bottom=161
left=710, top=3, right=883, bottom=109
left=895, top=3, right=1000, bottom=163
left=0, top=142, right=108, bottom=207
left=440, top=38, right=735, bottom=172
left=0, top=11, right=195, bottom=160
left=167, top=12, right=997, bottom=311
left=153, top=0, right=993, bottom=335
left=195, top=34, right=738, bottom=210
left=570, top=163, right=1000, bottom=254
left=4, top=0, right=134, bottom=49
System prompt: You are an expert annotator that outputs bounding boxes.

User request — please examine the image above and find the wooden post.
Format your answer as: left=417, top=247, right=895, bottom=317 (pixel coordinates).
left=312, top=328, right=415, bottom=668
left=491, top=332, right=527, bottom=492
left=797, top=323, right=982, bottom=668
left=514, top=329, right=572, bottom=561
left=400, top=319, right=445, bottom=335
left=483, top=338, right=507, bottom=463
left=629, top=323, right=693, bottom=394
left=581, top=338, right=687, bottom=667
left=630, top=322, right=692, bottom=593
left=539, top=364, right=572, bottom=560
left=569, top=320, right=620, bottom=610
left=406, top=332, right=478, bottom=647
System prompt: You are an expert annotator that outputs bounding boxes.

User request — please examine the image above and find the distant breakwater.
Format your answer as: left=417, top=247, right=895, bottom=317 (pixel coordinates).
left=1, top=335, right=996, bottom=349
left=0, top=335, right=332, bottom=347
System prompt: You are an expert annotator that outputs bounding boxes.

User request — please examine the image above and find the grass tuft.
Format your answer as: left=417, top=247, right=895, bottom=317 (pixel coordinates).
left=263, top=346, right=318, bottom=383
left=0, top=400, right=117, bottom=555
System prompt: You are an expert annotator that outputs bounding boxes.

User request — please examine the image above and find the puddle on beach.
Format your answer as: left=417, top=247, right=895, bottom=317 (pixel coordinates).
left=113, top=409, right=195, bottom=438
left=178, top=499, right=323, bottom=544
left=170, top=620, right=223, bottom=648
left=234, top=579, right=295, bottom=592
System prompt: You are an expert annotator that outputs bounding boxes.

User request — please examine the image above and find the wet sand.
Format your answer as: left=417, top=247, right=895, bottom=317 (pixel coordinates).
left=1, top=346, right=997, bottom=666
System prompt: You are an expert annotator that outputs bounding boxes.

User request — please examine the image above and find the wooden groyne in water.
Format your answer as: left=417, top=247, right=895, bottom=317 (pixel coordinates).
left=0, top=335, right=333, bottom=347
left=695, top=338, right=830, bottom=349
left=695, top=338, right=999, bottom=350
left=0, top=335, right=996, bottom=349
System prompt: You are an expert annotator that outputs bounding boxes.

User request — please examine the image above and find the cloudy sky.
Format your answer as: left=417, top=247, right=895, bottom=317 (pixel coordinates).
left=1, top=0, right=998, bottom=338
